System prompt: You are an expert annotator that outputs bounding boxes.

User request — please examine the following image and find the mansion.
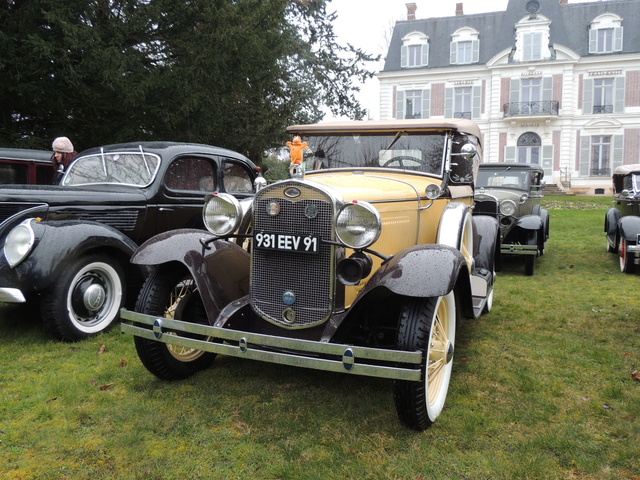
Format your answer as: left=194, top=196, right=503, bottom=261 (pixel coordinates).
left=377, top=0, right=640, bottom=194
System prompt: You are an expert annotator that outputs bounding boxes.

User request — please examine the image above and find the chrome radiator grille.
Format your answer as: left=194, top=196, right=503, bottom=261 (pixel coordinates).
left=250, top=183, right=335, bottom=328
left=473, top=197, right=499, bottom=216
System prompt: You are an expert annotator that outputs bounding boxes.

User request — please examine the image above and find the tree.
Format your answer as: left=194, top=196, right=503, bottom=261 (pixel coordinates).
left=0, top=0, right=377, bottom=160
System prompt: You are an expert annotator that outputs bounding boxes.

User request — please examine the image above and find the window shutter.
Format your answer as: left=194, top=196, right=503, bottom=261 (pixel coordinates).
left=445, top=87, right=453, bottom=117
left=510, top=78, right=521, bottom=102
left=472, top=85, right=481, bottom=119
left=613, top=135, right=623, bottom=169
left=396, top=90, right=405, bottom=119
left=589, top=28, right=597, bottom=54
left=505, top=146, right=516, bottom=163
left=450, top=41, right=457, bottom=64
left=614, top=76, right=625, bottom=113
left=542, top=76, right=553, bottom=102
left=472, top=40, right=479, bottom=63
left=614, top=27, right=623, bottom=52
left=583, top=78, right=593, bottom=114
left=422, top=42, right=429, bottom=66
left=533, top=33, right=542, bottom=60
left=401, top=45, right=408, bottom=68
left=579, top=136, right=591, bottom=176
left=422, top=89, right=430, bottom=119
left=542, top=145, right=554, bottom=177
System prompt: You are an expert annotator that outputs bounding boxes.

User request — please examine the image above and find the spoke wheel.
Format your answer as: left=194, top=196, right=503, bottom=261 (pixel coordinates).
left=134, top=265, right=216, bottom=380
left=619, top=238, right=635, bottom=273
left=393, top=292, right=457, bottom=430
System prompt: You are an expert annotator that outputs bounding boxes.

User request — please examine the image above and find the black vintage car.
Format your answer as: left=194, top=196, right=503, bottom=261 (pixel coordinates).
left=605, top=164, right=640, bottom=273
left=473, top=163, right=549, bottom=276
left=0, top=142, right=262, bottom=341
left=0, top=147, right=55, bottom=185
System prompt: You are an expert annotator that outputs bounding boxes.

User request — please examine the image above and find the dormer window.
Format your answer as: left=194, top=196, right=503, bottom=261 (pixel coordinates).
left=450, top=27, right=479, bottom=65
left=513, top=13, right=551, bottom=62
left=401, top=32, right=429, bottom=68
left=589, top=13, right=623, bottom=54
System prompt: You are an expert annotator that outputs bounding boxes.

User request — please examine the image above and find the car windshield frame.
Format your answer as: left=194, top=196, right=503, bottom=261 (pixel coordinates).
left=299, top=131, right=448, bottom=178
left=61, top=150, right=161, bottom=187
left=476, top=166, right=531, bottom=191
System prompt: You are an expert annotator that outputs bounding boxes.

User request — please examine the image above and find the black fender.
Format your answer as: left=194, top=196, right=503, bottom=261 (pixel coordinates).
left=618, top=215, right=640, bottom=244
left=5, top=219, right=140, bottom=294
left=539, top=208, right=550, bottom=239
left=514, top=214, right=543, bottom=231
left=131, top=229, right=250, bottom=324
left=605, top=207, right=621, bottom=235
left=472, top=214, right=499, bottom=271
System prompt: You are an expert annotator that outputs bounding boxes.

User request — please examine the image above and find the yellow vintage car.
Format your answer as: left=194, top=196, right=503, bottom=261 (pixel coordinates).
left=121, top=119, right=500, bottom=430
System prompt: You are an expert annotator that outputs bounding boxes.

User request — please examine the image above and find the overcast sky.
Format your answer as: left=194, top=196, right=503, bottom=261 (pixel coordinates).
left=324, top=0, right=507, bottom=120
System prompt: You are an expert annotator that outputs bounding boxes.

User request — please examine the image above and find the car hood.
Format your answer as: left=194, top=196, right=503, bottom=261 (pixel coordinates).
left=475, top=187, right=526, bottom=202
left=0, top=184, right=147, bottom=206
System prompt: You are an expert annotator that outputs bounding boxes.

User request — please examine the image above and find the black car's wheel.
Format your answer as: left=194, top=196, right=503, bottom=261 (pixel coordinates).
left=524, top=230, right=537, bottom=276
left=41, top=254, right=125, bottom=342
left=619, top=238, right=635, bottom=274
left=134, top=265, right=216, bottom=380
left=393, top=292, right=457, bottom=431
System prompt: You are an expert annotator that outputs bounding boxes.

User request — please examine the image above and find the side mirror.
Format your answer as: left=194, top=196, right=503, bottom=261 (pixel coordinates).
left=459, top=143, right=477, bottom=160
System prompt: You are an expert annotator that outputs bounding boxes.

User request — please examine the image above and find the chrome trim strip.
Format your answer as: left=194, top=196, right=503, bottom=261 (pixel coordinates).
left=121, top=309, right=422, bottom=381
left=501, top=244, right=538, bottom=255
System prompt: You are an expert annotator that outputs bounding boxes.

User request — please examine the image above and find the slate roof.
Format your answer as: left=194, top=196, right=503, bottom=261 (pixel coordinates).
left=383, top=0, right=640, bottom=71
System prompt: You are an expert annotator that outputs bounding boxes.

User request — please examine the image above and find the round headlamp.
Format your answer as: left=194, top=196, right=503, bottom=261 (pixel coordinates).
left=335, top=201, right=382, bottom=249
left=499, top=199, right=517, bottom=216
left=4, top=218, right=36, bottom=268
left=202, top=192, right=242, bottom=236
left=425, top=183, right=442, bottom=200
left=520, top=193, right=529, bottom=203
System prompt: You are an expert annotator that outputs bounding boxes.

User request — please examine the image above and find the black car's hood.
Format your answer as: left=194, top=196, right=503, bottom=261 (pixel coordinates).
left=0, top=184, right=148, bottom=206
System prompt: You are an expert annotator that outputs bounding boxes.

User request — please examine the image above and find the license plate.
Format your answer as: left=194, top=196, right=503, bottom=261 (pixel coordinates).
left=254, top=231, right=320, bottom=254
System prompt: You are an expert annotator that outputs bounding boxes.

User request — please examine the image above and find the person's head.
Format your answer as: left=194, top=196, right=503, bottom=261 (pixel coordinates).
left=52, top=136, right=74, bottom=161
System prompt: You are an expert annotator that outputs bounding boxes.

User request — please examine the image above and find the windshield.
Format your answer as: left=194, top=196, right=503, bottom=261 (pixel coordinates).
left=298, top=132, right=446, bottom=176
left=62, top=152, right=161, bottom=187
left=476, top=167, right=530, bottom=190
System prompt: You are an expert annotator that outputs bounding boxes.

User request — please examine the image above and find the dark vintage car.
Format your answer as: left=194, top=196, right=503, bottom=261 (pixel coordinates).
left=0, top=142, right=262, bottom=341
left=473, top=163, right=549, bottom=276
left=605, top=164, right=640, bottom=273
left=121, top=119, right=500, bottom=430
left=0, top=147, right=55, bottom=185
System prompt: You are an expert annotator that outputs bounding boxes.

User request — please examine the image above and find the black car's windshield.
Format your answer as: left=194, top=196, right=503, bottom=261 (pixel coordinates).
left=476, top=167, right=530, bottom=190
left=299, top=132, right=446, bottom=176
left=62, top=152, right=161, bottom=187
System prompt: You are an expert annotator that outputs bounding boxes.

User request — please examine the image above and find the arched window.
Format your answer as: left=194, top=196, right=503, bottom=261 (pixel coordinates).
left=450, top=27, right=479, bottom=65
left=401, top=32, right=429, bottom=68
left=517, top=132, right=541, bottom=164
left=589, top=13, right=623, bottom=54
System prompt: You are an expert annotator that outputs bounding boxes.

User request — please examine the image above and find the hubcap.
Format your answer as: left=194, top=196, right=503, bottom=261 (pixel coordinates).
left=84, top=284, right=106, bottom=311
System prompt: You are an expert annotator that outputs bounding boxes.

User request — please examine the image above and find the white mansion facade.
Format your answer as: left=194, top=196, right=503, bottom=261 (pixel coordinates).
left=377, top=0, right=640, bottom=194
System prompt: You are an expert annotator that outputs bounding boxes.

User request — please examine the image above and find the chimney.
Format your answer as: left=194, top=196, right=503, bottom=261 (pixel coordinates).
left=559, top=0, right=568, bottom=4
left=406, top=3, right=417, bottom=20
left=456, top=3, right=464, bottom=16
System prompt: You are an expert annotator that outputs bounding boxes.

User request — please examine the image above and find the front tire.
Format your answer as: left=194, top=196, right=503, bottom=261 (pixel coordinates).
left=393, top=292, right=457, bottom=431
left=41, top=254, right=125, bottom=342
left=134, top=264, right=216, bottom=380
left=619, top=238, right=635, bottom=274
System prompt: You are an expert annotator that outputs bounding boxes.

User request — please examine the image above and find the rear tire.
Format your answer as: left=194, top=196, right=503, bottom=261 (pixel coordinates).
left=524, top=231, right=537, bottom=276
left=393, top=292, right=457, bottom=430
left=619, top=238, right=635, bottom=274
left=134, top=265, right=216, bottom=379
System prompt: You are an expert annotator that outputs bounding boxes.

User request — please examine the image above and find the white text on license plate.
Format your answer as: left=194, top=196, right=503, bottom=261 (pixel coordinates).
left=254, top=232, right=319, bottom=253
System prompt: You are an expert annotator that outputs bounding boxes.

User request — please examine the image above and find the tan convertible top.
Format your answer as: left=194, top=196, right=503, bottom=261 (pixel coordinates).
left=613, top=164, right=640, bottom=176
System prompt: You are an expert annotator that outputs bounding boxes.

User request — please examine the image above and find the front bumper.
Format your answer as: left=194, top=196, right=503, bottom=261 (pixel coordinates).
left=501, top=243, right=537, bottom=255
left=120, top=309, right=423, bottom=382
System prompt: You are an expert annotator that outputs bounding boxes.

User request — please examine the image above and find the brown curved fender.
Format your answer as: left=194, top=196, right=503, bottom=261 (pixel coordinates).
left=131, top=229, right=250, bottom=324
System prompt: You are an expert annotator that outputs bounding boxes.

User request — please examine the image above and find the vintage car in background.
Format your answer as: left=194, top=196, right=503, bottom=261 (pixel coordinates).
left=0, top=142, right=261, bottom=341
left=0, top=147, right=54, bottom=185
left=473, top=163, right=549, bottom=276
left=605, top=164, right=640, bottom=273
left=121, top=119, right=500, bottom=430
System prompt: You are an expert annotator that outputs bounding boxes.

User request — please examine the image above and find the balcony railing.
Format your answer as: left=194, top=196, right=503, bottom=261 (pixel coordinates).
left=404, top=113, right=422, bottom=119
left=503, top=101, right=559, bottom=118
left=593, top=105, right=613, bottom=114
left=590, top=167, right=610, bottom=177
left=454, top=111, right=472, bottom=119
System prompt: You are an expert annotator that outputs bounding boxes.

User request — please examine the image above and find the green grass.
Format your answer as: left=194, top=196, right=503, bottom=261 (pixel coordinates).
left=1, top=195, right=639, bottom=480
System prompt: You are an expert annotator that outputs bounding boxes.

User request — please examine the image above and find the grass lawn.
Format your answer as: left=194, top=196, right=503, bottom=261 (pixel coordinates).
left=1, top=195, right=638, bottom=480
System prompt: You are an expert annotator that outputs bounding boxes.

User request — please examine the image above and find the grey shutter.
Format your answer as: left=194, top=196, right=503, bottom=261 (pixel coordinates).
left=505, top=146, right=516, bottom=163
left=422, top=42, right=429, bottom=66
left=614, top=27, right=623, bottom=52
left=510, top=78, right=521, bottom=103
left=445, top=87, right=453, bottom=117
left=542, top=76, right=553, bottom=102
left=472, top=39, right=479, bottom=63
left=450, top=41, right=457, bottom=64
left=396, top=90, right=405, bottom=119
left=614, top=76, right=625, bottom=113
left=542, top=145, right=553, bottom=178
left=401, top=45, right=408, bottom=68
left=422, top=89, right=430, bottom=119
left=472, top=85, right=481, bottom=119
left=583, top=78, right=593, bottom=114
left=589, top=29, right=597, bottom=54
left=613, top=135, right=623, bottom=169
left=579, top=136, right=591, bottom=176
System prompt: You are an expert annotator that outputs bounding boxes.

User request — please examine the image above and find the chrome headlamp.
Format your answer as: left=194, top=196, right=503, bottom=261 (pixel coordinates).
left=4, top=219, right=36, bottom=268
left=499, top=199, right=517, bottom=216
left=202, top=192, right=242, bottom=236
left=335, top=201, right=382, bottom=249
left=425, top=183, right=442, bottom=200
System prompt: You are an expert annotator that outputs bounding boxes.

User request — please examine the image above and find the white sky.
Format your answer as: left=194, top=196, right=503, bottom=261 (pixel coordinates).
left=325, top=0, right=507, bottom=120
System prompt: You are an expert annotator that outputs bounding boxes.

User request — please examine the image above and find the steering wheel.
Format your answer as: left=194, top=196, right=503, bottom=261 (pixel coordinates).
left=382, top=155, right=422, bottom=168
